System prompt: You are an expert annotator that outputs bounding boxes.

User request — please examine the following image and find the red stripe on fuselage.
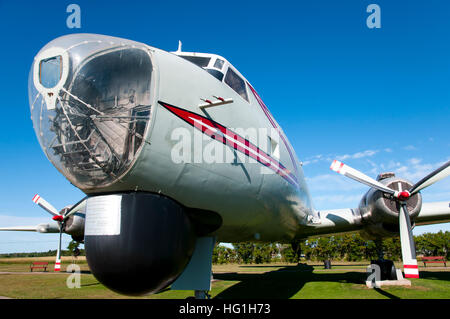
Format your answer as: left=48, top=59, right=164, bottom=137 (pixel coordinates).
left=246, top=82, right=299, bottom=175
left=159, top=101, right=299, bottom=187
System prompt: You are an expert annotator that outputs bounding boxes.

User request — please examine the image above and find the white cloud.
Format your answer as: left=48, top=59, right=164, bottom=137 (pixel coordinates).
left=303, top=148, right=384, bottom=166
left=408, top=158, right=422, bottom=165
left=306, top=173, right=369, bottom=210
left=305, top=174, right=367, bottom=192
left=312, top=194, right=362, bottom=208
left=336, top=149, right=379, bottom=161
left=302, top=154, right=326, bottom=166
left=394, top=159, right=449, bottom=183
left=0, top=214, right=49, bottom=227
left=403, top=145, right=417, bottom=151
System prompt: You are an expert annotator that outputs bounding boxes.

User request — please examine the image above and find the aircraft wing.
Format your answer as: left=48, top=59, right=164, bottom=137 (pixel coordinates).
left=415, top=201, right=450, bottom=226
left=300, top=201, right=450, bottom=238
left=0, top=223, right=60, bottom=233
left=300, top=208, right=363, bottom=238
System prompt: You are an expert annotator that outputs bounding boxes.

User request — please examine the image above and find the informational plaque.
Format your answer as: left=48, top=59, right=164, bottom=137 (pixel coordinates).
left=85, top=195, right=121, bottom=236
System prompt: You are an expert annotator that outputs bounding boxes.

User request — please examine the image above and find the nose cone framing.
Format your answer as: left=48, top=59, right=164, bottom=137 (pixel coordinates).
left=29, top=34, right=154, bottom=190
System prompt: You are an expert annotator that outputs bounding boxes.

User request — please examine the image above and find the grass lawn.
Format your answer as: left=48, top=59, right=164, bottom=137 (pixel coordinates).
left=0, top=259, right=448, bottom=299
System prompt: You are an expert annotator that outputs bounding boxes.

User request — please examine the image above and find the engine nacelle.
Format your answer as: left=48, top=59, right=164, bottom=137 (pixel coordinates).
left=64, top=213, right=85, bottom=242
left=59, top=204, right=86, bottom=242
left=359, top=173, right=422, bottom=239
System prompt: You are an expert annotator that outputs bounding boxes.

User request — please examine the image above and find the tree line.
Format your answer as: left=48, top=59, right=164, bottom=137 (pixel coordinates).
left=0, top=231, right=447, bottom=263
left=0, top=241, right=84, bottom=258
left=0, top=249, right=85, bottom=258
left=213, top=231, right=449, bottom=264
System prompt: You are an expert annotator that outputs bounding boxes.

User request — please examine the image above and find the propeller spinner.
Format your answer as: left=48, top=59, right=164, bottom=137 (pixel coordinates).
left=330, top=159, right=450, bottom=279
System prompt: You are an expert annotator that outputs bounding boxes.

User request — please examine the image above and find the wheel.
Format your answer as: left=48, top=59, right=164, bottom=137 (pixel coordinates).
left=370, top=260, right=397, bottom=280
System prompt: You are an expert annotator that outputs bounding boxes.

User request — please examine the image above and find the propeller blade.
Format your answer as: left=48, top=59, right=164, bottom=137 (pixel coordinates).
left=0, top=223, right=60, bottom=233
left=409, top=160, right=450, bottom=195
left=54, top=226, right=63, bottom=272
left=32, top=194, right=59, bottom=216
left=0, top=225, right=40, bottom=232
left=330, top=160, right=397, bottom=195
left=61, top=197, right=87, bottom=221
left=399, top=203, right=419, bottom=278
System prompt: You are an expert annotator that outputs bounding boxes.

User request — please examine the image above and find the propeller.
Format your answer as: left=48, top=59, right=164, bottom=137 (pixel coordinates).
left=330, top=159, right=450, bottom=279
left=32, top=194, right=66, bottom=272
left=32, top=194, right=59, bottom=216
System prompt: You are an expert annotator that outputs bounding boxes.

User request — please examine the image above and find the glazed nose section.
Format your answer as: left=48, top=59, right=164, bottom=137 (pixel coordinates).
left=29, top=35, right=154, bottom=190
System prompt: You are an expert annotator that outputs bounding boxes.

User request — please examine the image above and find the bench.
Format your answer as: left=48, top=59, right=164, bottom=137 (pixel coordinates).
left=421, top=256, right=447, bottom=267
left=30, top=262, right=49, bottom=272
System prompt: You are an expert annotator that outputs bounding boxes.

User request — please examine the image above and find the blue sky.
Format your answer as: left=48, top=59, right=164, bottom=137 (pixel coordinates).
left=0, top=0, right=449, bottom=253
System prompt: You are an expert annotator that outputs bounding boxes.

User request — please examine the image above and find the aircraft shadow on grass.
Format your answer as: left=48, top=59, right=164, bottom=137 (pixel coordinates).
left=211, top=264, right=450, bottom=299
left=78, top=264, right=449, bottom=298
left=212, top=263, right=363, bottom=299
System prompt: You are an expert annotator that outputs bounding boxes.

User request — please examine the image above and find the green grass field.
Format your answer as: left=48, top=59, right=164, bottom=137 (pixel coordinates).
left=0, top=258, right=448, bottom=299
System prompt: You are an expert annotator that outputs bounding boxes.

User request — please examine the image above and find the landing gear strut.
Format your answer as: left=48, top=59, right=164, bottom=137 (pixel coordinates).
left=291, top=240, right=302, bottom=263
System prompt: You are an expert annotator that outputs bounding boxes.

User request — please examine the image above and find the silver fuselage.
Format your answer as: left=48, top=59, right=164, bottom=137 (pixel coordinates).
left=29, top=34, right=314, bottom=243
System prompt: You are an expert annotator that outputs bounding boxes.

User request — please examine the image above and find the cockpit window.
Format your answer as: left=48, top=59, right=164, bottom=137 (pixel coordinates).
left=224, top=67, right=248, bottom=102
left=180, top=55, right=210, bottom=68
left=213, top=58, right=224, bottom=70
left=206, top=69, right=224, bottom=81
left=39, top=56, right=62, bottom=88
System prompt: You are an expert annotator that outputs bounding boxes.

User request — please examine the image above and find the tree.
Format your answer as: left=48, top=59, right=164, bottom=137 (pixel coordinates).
left=334, top=234, right=363, bottom=261
left=313, top=236, right=338, bottom=261
left=415, top=231, right=449, bottom=260
left=232, top=242, right=254, bottom=264
left=212, top=245, right=238, bottom=264
left=67, top=240, right=80, bottom=252
left=253, top=243, right=277, bottom=264
left=364, top=240, right=378, bottom=260
left=280, top=244, right=296, bottom=263
left=65, top=240, right=85, bottom=257
left=231, top=242, right=278, bottom=264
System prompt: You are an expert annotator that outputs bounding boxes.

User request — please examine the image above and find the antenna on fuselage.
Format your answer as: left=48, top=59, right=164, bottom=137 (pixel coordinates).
left=176, top=40, right=182, bottom=53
